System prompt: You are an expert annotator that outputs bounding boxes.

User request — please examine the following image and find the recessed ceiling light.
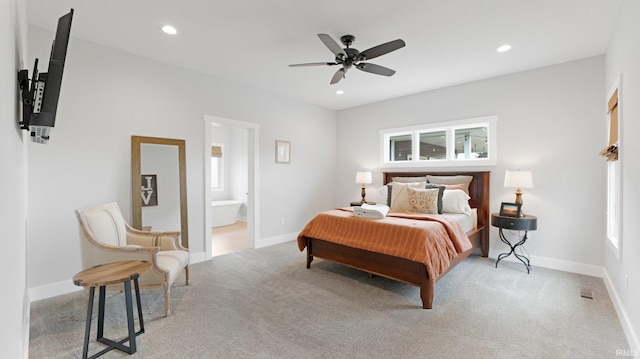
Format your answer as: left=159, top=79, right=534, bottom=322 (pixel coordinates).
left=336, top=90, right=344, bottom=95
left=162, top=25, right=177, bottom=35
left=497, top=44, right=511, bottom=53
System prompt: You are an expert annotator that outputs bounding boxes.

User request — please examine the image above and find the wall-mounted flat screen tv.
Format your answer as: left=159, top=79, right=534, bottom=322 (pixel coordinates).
left=18, top=9, right=73, bottom=144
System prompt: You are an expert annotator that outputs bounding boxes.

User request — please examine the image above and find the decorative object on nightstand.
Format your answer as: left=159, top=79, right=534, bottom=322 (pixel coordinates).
left=491, top=213, right=537, bottom=273
left=355, top=171, right=373, bottom=204
left=503, top=170, right=533, bottom=217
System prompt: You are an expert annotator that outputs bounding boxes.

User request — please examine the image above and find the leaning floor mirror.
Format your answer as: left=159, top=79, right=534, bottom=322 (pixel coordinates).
left=131, top=136, right=189, bottom=248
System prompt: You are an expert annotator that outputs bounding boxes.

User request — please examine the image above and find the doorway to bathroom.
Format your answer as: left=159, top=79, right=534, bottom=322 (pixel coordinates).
left=204, top=115, right=260, bottom=260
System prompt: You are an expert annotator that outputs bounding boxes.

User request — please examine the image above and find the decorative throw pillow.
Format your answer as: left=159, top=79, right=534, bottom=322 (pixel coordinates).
left=442, top=189, right=472, bottom=215
left=427, top=175, right=473, bottom=195
left=408, top=187, right=439, bottom=214
left=386, top=184, right=393, bottom=206
left=390, top=182, right=426, bottom=212
left=425, top=183, right=445, bottom=214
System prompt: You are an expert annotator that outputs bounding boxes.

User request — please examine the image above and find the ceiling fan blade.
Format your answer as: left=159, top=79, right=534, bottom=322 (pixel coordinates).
left=356, top=63, right=396, bottom=76
left=289, top=62, right=338, bottom=67
left=359, top=39, right=406, bottom=61
left=318, top=34, right=346, bottom=58
left=330, top=68, right=346, bottom=84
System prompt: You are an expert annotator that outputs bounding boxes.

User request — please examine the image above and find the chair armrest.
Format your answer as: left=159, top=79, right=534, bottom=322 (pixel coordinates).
left=80, top=238, right=161, bottom=270
left=126, top=228, right=186, bottom=251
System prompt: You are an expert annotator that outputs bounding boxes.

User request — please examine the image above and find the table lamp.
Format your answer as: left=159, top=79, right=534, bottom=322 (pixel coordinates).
left=504, top=170, right=533, bottom=216
left=355, top=171, right=373, bottom=204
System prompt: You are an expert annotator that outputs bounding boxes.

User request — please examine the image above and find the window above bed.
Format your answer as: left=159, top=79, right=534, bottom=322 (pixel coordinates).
left=380, top=115, right=498, bottom=168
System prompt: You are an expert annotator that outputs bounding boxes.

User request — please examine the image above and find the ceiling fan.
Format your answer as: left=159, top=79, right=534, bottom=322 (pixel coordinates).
left=289, top=34, right=406, bottom=85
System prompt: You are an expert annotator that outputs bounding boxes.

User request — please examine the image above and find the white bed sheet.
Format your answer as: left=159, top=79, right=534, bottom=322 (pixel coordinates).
left=440, top=208, right=477, bottom=233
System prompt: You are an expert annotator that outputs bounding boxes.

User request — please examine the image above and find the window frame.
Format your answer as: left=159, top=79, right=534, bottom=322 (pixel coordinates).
left=380, top=115, right=498, bottom=168
left=605, top=76, right=622, bottom=261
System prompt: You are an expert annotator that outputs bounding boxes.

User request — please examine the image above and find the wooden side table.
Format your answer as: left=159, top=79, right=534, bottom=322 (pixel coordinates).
left=73, top=260, right=151, bottom=359
left=491, top=213, right=537, bottom=273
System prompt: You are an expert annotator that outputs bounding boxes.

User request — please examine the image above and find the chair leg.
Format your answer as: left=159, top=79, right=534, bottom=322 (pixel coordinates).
left=164, top=287, right=171, bottom=316
left=185, top=265, right=189, bottom=285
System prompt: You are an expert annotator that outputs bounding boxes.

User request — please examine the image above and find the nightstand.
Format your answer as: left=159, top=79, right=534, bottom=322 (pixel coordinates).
left=350, top=201, right=376, bottom=207
left=491, top=213, right=537, bottom=273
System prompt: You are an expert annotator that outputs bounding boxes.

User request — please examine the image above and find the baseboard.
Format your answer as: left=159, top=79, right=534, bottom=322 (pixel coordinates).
left=29, top=280, right=81, bottom=302
left=22, top=288, right=30, bottom=359
left=30, top=253, right=206, bottom=302
left=488, top=249, right=604, bottom=277
left=603, top=268, right=640, bottom=352
left=255, top=232, right=297, bottom=249
left=190, top=251, right=207, bottom=264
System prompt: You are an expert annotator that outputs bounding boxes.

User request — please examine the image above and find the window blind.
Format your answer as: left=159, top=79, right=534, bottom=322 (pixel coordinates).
left=211, top=145, right=222, bottom=158
left=599, top=88, right=618, bottom=161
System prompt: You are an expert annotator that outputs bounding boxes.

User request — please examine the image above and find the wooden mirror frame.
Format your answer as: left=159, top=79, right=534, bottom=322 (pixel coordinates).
left=131, top=135, right=189, bottom=247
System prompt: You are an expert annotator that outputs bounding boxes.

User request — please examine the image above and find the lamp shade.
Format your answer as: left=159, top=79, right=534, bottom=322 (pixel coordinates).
left=504, top=170, right=533, bottom=189
left=355, top=171, right=373, bottom=184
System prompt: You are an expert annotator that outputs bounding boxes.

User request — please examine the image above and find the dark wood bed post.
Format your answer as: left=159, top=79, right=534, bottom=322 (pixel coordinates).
left=306, top=239, right=314, bottom=268
left=476, top=171, right=490, bottom=258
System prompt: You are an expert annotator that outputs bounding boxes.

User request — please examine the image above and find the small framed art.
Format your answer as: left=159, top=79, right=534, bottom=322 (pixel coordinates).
left=275, top=140, right=290, bottom=164
left=141, top=174, right=158, bottom=207
left=499, top=202, right=521, bottom=218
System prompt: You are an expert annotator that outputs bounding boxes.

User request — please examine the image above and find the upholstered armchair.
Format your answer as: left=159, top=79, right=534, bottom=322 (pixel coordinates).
left=75, top=202, right=189, bottom=316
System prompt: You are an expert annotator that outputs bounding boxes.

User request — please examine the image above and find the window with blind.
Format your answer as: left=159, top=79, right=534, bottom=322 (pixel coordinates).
left=602, top=77, right=621, bottom=259
left=211, top=144, right=224, bottom=191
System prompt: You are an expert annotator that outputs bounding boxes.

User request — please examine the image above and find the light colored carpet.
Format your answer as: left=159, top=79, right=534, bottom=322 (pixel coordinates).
left=30, top=241, right=628, bottom=358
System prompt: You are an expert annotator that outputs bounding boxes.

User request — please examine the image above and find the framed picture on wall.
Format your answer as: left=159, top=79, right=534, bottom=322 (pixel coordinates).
left=499, top=202, right=521, bottom=218
left=275, top=140, right=290, bottom=164
left=141, top=174, right=158, bottom=206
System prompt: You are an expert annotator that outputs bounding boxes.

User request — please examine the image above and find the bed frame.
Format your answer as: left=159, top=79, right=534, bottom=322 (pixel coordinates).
left=304, top=171, right=490, bottom=309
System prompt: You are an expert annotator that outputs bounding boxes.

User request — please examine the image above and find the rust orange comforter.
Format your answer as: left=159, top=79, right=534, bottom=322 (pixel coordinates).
left=297, top=208, right=473, bottom=284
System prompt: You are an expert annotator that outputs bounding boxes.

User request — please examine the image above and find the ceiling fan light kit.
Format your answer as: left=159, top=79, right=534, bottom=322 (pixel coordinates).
left=289, top=33, right=406, bottom=84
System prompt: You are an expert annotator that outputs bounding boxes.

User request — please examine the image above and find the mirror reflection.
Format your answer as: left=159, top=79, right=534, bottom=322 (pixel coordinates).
left=131, top=136, right=189, bottom=248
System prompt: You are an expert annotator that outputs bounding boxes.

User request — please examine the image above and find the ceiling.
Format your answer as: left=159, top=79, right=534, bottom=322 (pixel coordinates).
left=26, top=0, right=622, bottom=110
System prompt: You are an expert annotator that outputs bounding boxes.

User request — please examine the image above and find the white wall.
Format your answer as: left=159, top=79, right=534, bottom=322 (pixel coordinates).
left=26, top=26, right=337, bottom=299
left=336, top=56, right=606, bottom=272
left=1, top=0, right=29, bottom=356
left=604, top=0, right=640, bottom=351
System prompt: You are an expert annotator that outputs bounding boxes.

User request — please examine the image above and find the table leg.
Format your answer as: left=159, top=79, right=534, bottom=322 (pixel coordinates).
left=495, top=229, right=515, bottom=267
left=82, top=287, right=95, bottom=359
left=495, top=228, right=531, bottom=273
left=512, top=233, right=531, bottom=273
left=96, top=286, right=106, bottom=340
left=133, top=275, right=145, bottom=334
left=123, top=279, right=137, bottom=354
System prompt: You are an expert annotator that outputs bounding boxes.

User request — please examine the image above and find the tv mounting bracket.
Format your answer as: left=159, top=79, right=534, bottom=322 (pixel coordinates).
left=17, top=59, right=40, bottom=131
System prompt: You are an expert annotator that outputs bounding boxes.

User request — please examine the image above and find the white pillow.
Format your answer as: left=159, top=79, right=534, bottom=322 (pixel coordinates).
left=378, top=186, right=389, bottom=206
left=390, top=182, right=426, bottom=212
left=442, top=189, right=472, bottom=215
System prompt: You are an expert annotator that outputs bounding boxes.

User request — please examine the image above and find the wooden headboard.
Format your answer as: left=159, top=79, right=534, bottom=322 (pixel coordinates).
left=383, top=171, right=491, bottom=255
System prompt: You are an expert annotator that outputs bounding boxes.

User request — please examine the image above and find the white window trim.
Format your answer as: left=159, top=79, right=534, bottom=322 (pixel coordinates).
left=380, top=115, right=498, bottom=168
left=605, top=75, right=622, bottom=261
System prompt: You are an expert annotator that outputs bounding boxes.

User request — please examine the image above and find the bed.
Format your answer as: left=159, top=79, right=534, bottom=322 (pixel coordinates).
left=297, top=171, right=490, bottom=309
